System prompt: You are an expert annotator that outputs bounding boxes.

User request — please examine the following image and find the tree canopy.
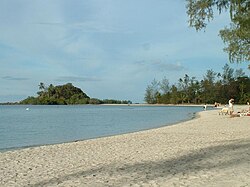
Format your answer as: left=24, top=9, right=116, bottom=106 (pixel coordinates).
left=186, top=0, right=250, bottom=64
left=145, top=64, right=250, bottom=105
left=20, top=83, right=131, bottom=105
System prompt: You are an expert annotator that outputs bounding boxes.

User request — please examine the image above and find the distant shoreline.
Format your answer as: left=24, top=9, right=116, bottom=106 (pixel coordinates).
left=0, top=103, right=215, bottom=107
left=101, top=103, right=215, bottom=107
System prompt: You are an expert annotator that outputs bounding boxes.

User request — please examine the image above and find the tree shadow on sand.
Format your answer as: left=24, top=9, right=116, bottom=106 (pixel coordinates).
left=32, top=139, right=250, bottom=186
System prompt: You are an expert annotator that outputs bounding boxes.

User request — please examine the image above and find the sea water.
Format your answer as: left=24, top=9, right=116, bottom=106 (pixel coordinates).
left=0, top=105, right=203, bottom=151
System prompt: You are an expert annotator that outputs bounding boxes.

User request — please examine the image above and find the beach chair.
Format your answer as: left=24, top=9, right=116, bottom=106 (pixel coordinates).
left=219, top=107, right=229, bottom=115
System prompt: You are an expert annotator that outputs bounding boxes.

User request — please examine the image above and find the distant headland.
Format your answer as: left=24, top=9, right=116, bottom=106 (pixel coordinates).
left=1, top=83, right=132, bottom=105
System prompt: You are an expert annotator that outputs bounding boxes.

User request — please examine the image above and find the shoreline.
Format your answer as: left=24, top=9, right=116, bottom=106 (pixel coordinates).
left=1, top=105, right=250, bottom=186
left=0, top=107, right=199, bottom=153
left=101, top=103, right=215, bottom=107
left=1, top=103, right=215, bottom=106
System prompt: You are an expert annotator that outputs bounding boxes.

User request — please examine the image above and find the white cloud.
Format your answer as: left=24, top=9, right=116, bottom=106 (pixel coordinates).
left=0, top=0, right=248, bottom=103
left=2, top=76, right=29, bottom=81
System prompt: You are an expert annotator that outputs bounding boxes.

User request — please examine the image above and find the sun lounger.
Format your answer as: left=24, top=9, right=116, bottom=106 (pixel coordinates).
left=219, top=107, right=229, bottom=115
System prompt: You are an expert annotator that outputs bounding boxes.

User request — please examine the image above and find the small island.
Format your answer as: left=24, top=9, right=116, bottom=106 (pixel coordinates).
left=19, top=82, right=132, bottom=105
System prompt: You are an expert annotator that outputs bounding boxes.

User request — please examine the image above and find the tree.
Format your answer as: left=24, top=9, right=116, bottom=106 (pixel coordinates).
left=178, top=74, right=191, bottom=103
left=236, top=76, right=250, bottom=103
left=201, top=69, right=217, bottom=103
left=186, top=0, right=250, bottom=64
left=37, top=82, right=46, bottom=97
left=234, top=68, right=246, bottom=78
left=21, top=83, right=91, bottom=105
left=47, top=84, right=55, bottom=98
left=38, top=82, right=45, bottom=91
left=158, top=77, right=171, bottom=103
left=222, top=63, right=234, bottom=84
left=204, top=69, right=217, bottom=84
left=170, top=85, right=179, bottom=104
left=187, top=77, right=199, bottom=103
left=160, top=77, right=170, bottom=94
left=145, top=64, right=250, bottom=104
left=144, top=79, right=160, bottom=104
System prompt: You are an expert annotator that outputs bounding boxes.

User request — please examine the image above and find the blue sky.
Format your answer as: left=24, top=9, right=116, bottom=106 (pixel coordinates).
left=0, top=0, right=249, bottom=103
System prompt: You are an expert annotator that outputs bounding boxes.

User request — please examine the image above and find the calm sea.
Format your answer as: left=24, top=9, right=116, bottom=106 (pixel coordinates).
left=0, top=105, right=203, bottom=151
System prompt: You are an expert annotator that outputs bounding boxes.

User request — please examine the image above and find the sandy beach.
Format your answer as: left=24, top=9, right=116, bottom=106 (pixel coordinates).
left=1, top=105, right=250, bottom=187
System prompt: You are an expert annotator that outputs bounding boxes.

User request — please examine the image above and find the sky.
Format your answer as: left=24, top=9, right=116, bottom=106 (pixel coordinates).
left=0, top=0, right=249, bottom=103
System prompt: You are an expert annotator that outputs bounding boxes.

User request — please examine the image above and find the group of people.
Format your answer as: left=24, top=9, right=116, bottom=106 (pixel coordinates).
left=214, top=102, right=221, bottom=107
left=204, top=98, right=234, bottom=112
left=203, top=98, right=234, bottom=112
left=227, top=98, right=250, bottom=117
left=204, top=98, right=250, bottom=116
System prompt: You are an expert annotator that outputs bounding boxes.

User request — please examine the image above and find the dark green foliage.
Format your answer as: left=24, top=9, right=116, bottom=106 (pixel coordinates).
left=20, top=96, right=40, bottom=105
left=19, top=83, right=132, bottom=105
left=20, top=83, right=90, bottom=105
left=102, top=99, right=131, bottom=104
left=145, top=64, right=250, bottom=104
left=89, top=98, right=103, bottom=104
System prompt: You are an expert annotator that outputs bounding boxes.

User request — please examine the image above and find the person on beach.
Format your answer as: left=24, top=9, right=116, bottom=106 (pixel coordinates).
left=228, top=98, right=234, bottom=115
left=203, top=104, right=207, bottom=110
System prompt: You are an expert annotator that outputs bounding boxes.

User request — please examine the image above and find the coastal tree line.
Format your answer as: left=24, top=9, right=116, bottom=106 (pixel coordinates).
left=20, top=83, right=131, bottom=105
left=145, top=64, right=250, bottom=104
left=145, top=0, right=250, bottom=105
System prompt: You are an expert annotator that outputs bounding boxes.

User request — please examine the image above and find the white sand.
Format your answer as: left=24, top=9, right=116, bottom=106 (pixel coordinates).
left=0, top=105, right=250, bottom=187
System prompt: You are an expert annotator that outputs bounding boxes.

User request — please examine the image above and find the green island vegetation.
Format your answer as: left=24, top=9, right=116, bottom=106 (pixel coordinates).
left=145, top=64, right=250, bottom=104
left=19, top=83, right=131, bottom=105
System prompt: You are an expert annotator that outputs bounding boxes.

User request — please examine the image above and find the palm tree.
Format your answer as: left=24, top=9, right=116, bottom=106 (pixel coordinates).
left=38, top=82, right=45, bottom=91
left=37, top=82, right=46, bottom=97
